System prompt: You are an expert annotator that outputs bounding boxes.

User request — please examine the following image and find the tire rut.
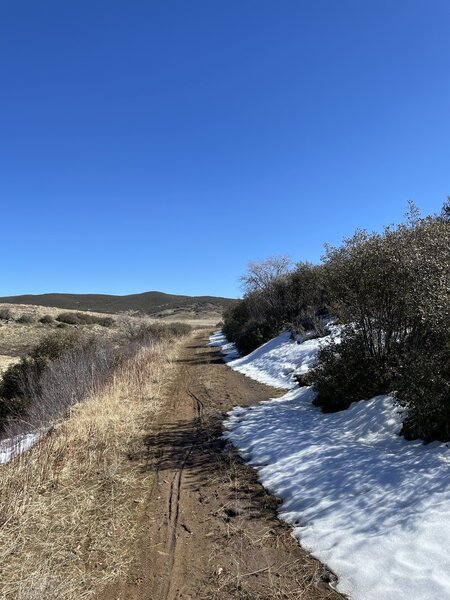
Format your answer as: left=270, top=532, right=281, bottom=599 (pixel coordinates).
left=163, top=442, right=196, bottom=600
left=96, top=332, right=345, bottom=600
left=188, top=389, right=205, bottom=422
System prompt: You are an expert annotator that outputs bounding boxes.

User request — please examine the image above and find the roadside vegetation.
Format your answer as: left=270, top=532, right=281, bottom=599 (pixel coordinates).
left=0, top=320, right=192, bottom=437
left=223, top=201, right=450, bottom=442
left=0, top=318, right=191, bottom=599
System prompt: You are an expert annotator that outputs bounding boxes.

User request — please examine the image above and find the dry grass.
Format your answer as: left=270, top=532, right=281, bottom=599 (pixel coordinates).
left=0, top=303, right=117, bottom=322
left=0, top=302, right=218, bottom=360
left=0, top=303, right=119, bottom=359
left=0, top=338, right=183, bottom=599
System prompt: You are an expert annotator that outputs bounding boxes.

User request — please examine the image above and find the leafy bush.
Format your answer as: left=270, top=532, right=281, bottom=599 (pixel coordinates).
left=395, top=335, right=450, bottom=442
left=225, top=316, right=275, bottom=355
left=226, top=202, right=449, bottom=442
left=323, top=211, right=449, bottom=362
left=222, top=298, right=272, bottom=354
left=56, top=312, right=115, bottom=327
left=309, top=206, right=450, bottom=440
left=306, top=331, right=395, bottom=412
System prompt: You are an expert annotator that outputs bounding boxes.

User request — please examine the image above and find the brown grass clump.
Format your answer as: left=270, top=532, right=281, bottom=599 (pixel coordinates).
left=0, top=338, right=182, bottom=599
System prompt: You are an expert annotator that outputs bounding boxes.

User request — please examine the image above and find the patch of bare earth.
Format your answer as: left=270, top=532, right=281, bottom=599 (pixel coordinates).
left=97, top=333, right=344, bottom=600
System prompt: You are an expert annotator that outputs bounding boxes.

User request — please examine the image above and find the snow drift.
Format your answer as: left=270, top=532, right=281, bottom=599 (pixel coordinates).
left=212, top=330, right=450, bottom=600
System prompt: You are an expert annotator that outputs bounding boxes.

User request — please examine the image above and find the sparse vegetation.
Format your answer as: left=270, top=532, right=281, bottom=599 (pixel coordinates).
left=0, top=315, right=194, bottom=598
left=0, top=320, right=191, bottom=436
left=56, top=311, right=115, bottom=327
left=0, top=336, right=183, bottom=599
left=0, top=331, right=108, bottom=430
left=120, top=316, right=192, bottom=343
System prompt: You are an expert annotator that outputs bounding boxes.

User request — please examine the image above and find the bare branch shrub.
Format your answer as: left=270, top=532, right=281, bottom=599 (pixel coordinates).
left=240, top=255, right=292, bottom=294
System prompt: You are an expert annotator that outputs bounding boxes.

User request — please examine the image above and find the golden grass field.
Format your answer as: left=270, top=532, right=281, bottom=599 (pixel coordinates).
left=0, top=302, right=222, bottom=598
left=0, top=302, right=221, bottom=374
left=0, top=336, right=183, bottom=599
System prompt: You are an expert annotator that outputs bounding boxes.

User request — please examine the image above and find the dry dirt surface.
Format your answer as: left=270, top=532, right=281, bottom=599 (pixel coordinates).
left=97, top=332, right=344, bottom=600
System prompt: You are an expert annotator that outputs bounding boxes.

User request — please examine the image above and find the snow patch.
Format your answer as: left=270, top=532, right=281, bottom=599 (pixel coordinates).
left=0, top=432, right=40, bottom=465
left=214, top=330, right=450, bottom=600
left=208, top=330, right=240, bottom=362
left=228, top=331, right=326, bottom=388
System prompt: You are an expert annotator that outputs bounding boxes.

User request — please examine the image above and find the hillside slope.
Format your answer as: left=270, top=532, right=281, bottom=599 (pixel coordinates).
left=0, top=291, right=235, bottom=315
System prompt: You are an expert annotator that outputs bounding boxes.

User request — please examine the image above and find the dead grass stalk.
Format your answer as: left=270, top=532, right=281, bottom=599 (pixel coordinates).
left=0, top=338, right=182, bottom=599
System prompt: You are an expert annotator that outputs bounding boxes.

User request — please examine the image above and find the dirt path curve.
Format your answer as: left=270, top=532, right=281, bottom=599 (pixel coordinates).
left=97, top=332, right=344, bottom=600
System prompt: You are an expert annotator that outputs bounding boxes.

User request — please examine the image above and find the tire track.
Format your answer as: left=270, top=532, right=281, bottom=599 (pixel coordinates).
left=188, top=389, right=204, bottom=422
left=162, top=442, right=195, bottom=600
left=97, top=333, right=345, bottom=600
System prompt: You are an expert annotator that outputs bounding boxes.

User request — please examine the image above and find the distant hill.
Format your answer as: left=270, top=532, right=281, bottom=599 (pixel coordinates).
left=0, top=291, right=236, bottom=315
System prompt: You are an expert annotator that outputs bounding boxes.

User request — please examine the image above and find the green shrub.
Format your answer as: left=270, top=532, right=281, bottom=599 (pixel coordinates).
left=222, top=300, right=275, bottom=354
left=32, top=330, right=88, bottom=361
left=233, top=319, right=275, bottom=355
left=225, top=203, right=449, bottom=441
left=323, top=212, right=449, bottom=363
left=395, top=335, right=450, bottom=442
left=306, top=331, right=395, bottom=412
left=307, top=208, right=448, bottom=434
left=284, top=262, right=328, bottom=328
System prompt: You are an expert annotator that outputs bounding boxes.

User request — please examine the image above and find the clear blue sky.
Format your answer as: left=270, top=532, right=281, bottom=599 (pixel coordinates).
left=1, top=1, right=449, bottom=298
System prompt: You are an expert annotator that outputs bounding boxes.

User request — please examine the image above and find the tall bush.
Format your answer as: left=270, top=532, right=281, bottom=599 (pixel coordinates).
left=311, top=207, right=450, bottom=440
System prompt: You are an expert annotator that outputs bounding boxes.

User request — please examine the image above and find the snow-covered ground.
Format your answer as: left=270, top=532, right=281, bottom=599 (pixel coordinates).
left=0, top=432, right=39, bottom=465
left=225, top=330, right=325, bottom=388
left=208, top=330, right=240, bottom=362
left=212, top=330, right=450, bottom=600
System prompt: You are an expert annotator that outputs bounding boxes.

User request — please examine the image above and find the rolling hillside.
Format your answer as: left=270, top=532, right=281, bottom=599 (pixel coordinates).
left=0, top=291, right=235, bottom=315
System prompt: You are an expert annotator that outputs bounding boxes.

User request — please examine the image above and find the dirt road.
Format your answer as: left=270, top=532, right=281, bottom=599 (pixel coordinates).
left=97, top=332, right=343, bottom=600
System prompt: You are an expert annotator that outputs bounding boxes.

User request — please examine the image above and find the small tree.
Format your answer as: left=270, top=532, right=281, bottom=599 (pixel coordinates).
left=240, top=255, right=292, bottom=294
